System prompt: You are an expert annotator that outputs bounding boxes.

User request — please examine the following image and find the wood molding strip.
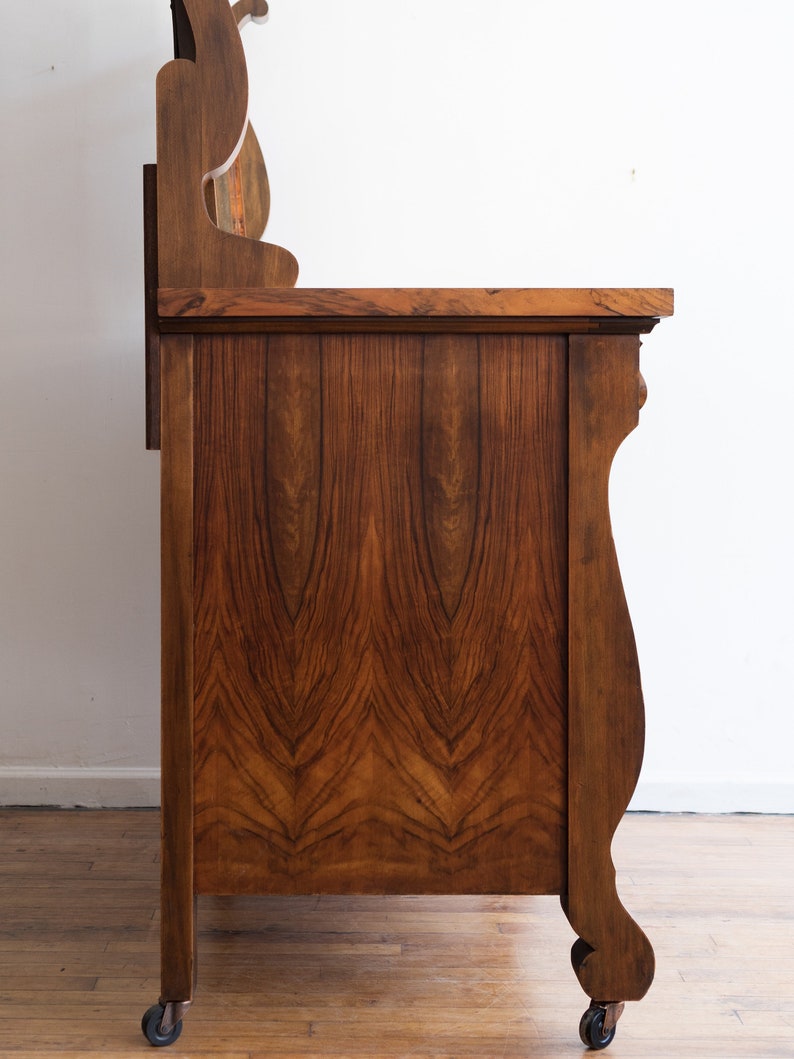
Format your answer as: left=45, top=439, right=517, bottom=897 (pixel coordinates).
left=158, top=287, right=673, bottom=321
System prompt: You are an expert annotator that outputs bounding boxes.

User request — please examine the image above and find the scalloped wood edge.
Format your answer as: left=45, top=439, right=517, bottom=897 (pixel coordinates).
left=156, top=0, right=298, bottom=288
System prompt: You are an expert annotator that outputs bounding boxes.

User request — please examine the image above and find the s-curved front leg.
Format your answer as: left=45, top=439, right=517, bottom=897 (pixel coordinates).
left=564, top=333, right=655, bottom=1010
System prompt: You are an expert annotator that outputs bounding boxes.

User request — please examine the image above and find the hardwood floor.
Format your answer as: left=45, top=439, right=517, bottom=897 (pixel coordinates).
left=0, top=810, right=791, bottom=1057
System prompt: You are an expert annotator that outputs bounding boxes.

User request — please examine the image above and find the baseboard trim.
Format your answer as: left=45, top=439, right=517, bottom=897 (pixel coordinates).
left=630, top=776, right=794, bottom=814
left=1, top=767, right=791, bottom=814
left=0, top=767, right=160, bottom=808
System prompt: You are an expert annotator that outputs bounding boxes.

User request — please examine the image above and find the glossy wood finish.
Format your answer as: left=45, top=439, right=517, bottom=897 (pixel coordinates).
left=146, top=280, right=670, bottom=451
left=191, top=332, right=568, bottom=897
left=264, top=335, right=322, bottom=620
left=158, top=285, right=673, bottom=323
left=566, top=334, right=655, bottom=1003
left=205, top=123, right=271, bottom=240
left=2, top=810, right=792, bottom=1058
left=421, top=336, right=480, bottom=619
left=146, top=0, right=674, bottom=1039
left=157, top=318, right=667, bottom=1023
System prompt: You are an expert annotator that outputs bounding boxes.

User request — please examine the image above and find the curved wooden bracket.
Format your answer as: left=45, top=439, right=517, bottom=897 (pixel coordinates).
left=156, top=0, right=298, bottom=287
left=563, top=333, right=655, bottom=1003
left=232, top=0, right=269, bottom=27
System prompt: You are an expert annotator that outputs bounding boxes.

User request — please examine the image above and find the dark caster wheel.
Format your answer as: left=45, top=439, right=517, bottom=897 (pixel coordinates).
left=579, top=1004, right=617, bottom=1050
left=141, top=1004, right=184, bottom=1047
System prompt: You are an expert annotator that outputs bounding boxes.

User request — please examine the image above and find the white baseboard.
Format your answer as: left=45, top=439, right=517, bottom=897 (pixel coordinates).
left=0, top=767, right=160, bottom=808
left=1, top=767, right=791, bottom=814
left=630, top=775, right=794, bottom=814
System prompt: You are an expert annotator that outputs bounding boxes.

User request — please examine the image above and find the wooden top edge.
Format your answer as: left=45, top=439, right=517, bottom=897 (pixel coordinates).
left=157, top=287, right=674, bottom=320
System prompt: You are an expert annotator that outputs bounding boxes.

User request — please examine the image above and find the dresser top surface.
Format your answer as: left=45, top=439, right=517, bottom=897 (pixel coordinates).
left=157, top=286, right=674, bottom=322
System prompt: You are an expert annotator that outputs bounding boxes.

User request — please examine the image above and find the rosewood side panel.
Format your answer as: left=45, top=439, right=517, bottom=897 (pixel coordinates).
left=190, top=331, right=568, bottom=898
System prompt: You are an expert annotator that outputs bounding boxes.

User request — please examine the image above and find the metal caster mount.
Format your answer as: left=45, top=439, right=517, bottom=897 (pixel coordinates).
left=579, top=1001, right=625, bottom=1050
left=141, top=1000, right=191, bottom=1047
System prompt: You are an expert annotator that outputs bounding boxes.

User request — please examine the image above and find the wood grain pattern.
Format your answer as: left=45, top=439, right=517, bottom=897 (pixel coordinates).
left=159, top=334, right=196, bottom=1003
left=191, top=332, right=568, bottom=897
left=234, top=122, right=270, bottom=240
left=156, top=0, right=298, bottom=288
left=205, top=155, right=247, bottom=235
left=421, top=336, right=480, bottom=618
left=158, top=286, right=674, bottom=321
left=265, top=334, right=322, bottom=620
left=564, top=333, right=654, bottom=1003
left=3, top=811, right=794, bottom=1057
left=10, top=810, right=794, bottom=1056
left=206, top=123, right=271, bottom=239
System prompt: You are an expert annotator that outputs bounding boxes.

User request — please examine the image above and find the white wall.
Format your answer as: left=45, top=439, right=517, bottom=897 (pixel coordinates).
left=2, top=0, right=792, bottom=811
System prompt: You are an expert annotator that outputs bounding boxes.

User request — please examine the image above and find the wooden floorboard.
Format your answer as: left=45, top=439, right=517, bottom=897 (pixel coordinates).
left=0, top=809, right=792, bottom=1056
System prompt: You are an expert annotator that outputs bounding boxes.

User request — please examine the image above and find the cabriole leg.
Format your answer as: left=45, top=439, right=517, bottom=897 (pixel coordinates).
left=566, top=334, right=655, bottom=1029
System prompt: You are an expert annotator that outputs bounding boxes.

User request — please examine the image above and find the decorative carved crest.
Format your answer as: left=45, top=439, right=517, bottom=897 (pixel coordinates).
left=156, top=0, right=298, bottom=287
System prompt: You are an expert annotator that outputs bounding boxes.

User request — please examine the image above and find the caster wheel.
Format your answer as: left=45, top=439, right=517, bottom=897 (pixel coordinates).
left=579, top=1004, right=616, bottom=1050
left=141, top=1004, right=183, bottom=1047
